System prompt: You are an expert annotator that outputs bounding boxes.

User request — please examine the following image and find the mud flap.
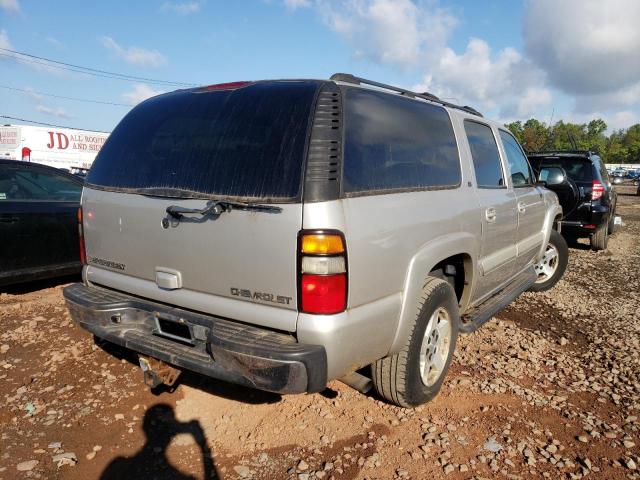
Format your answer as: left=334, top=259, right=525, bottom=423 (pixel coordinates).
left=139, top=356, right=181, bottom=389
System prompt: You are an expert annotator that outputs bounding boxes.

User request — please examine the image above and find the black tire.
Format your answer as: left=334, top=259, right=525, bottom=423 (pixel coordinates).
left=590, top=223, right=608, bottom=251
left=372, top=277, right=460, bottom=408
left=608, top=202, right=617, bottom=235
left=529, top=230, right=568, bottom=292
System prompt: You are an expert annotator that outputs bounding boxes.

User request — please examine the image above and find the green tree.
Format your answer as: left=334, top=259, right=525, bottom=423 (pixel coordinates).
left=521, top=119, right=549, bottom=152
left=503, top=117, right=640, bottom=164
left=585, top=119, right=607, bottom=154
left=505, top=121, right=524, bottom=144
left=622, top=124, right=640, bottom=164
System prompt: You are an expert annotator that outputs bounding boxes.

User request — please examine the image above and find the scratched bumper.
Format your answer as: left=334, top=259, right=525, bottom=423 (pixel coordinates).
left=63, top=283, right=327, bottom=394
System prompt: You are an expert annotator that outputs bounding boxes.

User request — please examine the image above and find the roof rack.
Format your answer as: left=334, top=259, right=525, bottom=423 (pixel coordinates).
left=528, top=150, right=592, bottom=156
left=330, top=73, right=483, bottom=118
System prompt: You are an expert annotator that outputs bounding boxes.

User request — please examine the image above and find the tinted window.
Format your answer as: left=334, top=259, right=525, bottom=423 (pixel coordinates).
left=87, top=81, right=318, bottom=201
left=464, top=121, right=504, bottom=188
left=0, top=165, right=81, bottom=201
left=529, top=157, right=593, bottom=182
left=499, top=130, right=533, bottom=186
left=343, top=88, right=460, bottom=193
left=596, top=158, right=609, bottom=182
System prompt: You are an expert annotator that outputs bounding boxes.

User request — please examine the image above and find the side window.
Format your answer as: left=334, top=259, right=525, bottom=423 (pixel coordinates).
left=597, top=160, right=609, bottom=183
left=0, top=166, right=82, bottom=201
left=464, top=121, right=504, bottom=188
left=499, top=130, right=533, bottom=187
left=343, top=88, right=461, bottom=193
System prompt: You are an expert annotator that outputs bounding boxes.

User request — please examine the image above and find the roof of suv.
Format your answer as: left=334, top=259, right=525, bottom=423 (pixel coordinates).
left=185, top=74, right=485, bottom=121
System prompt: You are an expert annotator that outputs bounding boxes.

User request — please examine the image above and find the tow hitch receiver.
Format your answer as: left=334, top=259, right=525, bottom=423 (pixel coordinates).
left=138, top=356, right=181, bottom=389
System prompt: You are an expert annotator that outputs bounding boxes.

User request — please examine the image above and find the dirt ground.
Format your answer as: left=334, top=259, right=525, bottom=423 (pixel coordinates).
left=1, top=186, right=639, bottom=480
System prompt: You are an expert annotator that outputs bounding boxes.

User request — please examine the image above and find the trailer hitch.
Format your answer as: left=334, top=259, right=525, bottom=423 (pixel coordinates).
left=138, top=356, right=181, bottom=389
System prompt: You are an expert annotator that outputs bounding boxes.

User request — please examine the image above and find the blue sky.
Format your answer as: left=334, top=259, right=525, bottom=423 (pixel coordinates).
left=1, top=0, right=638, bottom=132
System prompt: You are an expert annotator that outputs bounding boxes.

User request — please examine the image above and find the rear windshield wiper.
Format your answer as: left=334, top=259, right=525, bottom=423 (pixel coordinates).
left=166, top=199, right=282, bottom=220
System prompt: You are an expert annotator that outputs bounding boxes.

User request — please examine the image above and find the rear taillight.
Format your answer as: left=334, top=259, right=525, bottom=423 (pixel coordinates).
left=592, top=180, right=604, bottom=201
left=77, top=207, right=86, bottom=265
left=299, top=231, right=347, bottom=314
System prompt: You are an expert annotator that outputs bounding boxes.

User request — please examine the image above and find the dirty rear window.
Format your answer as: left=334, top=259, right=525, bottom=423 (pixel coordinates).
left=87, top=81, right=319, bottom=201
left=529, top=157, right=593, bottom=183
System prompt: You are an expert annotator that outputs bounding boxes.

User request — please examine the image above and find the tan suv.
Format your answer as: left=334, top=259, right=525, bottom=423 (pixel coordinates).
left=64, top=74, right=566, bottom=407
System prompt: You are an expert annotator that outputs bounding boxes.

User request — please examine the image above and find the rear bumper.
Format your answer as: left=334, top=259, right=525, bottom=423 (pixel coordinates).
left=562, top=205, right=609, bottom=236
left=63, top=283, right=327, bottom=394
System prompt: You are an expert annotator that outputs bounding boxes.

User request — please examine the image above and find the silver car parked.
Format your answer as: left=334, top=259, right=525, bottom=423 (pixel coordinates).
left=64, top=74, right=567, bottom=407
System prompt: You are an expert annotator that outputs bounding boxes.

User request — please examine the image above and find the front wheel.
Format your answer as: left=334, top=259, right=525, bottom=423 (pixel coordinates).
left=372, top=277, right=460, bottom=407
left=529, top=230, right=568, bottom=292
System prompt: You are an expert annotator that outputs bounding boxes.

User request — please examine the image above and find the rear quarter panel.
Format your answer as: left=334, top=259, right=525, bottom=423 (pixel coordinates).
left=302, top=185, right=481, bottom=360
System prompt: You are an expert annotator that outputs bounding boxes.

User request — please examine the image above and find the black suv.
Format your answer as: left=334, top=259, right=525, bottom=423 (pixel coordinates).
left=528, top=151, right=617, bottom=251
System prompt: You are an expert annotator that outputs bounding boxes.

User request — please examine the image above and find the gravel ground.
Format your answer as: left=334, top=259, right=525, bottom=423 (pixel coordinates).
left=1, top=186, right=638, bottom=480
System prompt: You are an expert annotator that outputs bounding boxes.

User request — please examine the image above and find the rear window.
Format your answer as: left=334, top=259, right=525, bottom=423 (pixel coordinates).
left=529, top=156, right=593, bottom=182
left=87, top=81, right=319, bottom=201
left=342, top=88, right=460, bottom=194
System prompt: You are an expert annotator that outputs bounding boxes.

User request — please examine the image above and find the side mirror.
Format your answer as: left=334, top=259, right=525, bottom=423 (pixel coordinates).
left=539, top=167, right=566, bottom=186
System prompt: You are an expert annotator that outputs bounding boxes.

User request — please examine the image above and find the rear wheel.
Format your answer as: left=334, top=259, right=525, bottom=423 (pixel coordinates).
left=530, top=230, right=568, bottom=292
left=372, top=277, right=459, bottom=407
left=608, top=203, right=617, bottom=235
left=590, top=224, right=608, bottom=251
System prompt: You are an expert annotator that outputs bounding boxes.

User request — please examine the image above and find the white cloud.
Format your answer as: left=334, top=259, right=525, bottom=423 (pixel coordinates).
left=161, top=1, right=205, bottom=15
left=281, top=0, right=640, bottom=124
left=509, top=87, right=553, bottom=119
left=0, top=29, right=12, bottom=50
left=319, top=0, right=457, bottom=68
left=283, top=0, right=311, bottom=10
left=572, top=82, right=640, bottom=115
left=23, top=87, right=43, bottom=101
left=0, top=0, right=20, bottom=13
left=295, top=1, right=550, bottom=118
left=101, top=36, right=167, bottom=68
left=122, top=84, right=163, bottom=105
left=413, top=38, right=551, bottom=118
left=36, top=105, right=73, bottom=119
left=0, top=31, right=63, bottom=76
left=607, top=111, right=639, bottom=131
left=524, top=0, right=640, bottom=95
left=46, top=37, right=64, bottom=49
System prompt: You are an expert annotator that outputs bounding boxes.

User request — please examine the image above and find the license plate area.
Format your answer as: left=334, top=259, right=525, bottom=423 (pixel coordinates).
left=154, top=314, right=194, bottom=345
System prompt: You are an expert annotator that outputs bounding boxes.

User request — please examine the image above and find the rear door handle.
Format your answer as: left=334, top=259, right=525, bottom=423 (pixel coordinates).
left=485, top=207, right=497, bottom=223
left=0, top=215, right=19, bottom=224
left=517, top=202, right=526, bottom=214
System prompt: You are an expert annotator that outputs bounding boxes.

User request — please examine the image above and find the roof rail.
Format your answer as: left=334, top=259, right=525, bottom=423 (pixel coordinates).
left=528, top=150, right=591, bottom=156
left=330, top=73, right=483, bottom=117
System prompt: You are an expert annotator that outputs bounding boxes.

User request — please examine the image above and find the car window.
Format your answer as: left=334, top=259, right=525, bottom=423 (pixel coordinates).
left=87, top=81, right=318, bottom=201
left=342, top=88, right=460, bottom=194
left=499, top=130, right=533, bottom=187
left=597, top=160, right=609, bottom=183
left=528, top=157, right=593, bottom=182
left=0, top=166, right=82, bottom=202
left=464, top=121, right=504, bottom=188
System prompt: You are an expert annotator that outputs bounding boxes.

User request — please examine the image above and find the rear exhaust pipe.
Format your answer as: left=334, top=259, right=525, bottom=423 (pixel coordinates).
left=340, top=371, right=373, bottom=394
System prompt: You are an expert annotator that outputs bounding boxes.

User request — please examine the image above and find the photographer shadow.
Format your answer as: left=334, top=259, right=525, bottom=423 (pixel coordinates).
left=100, top=403, right=218, bottom=480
